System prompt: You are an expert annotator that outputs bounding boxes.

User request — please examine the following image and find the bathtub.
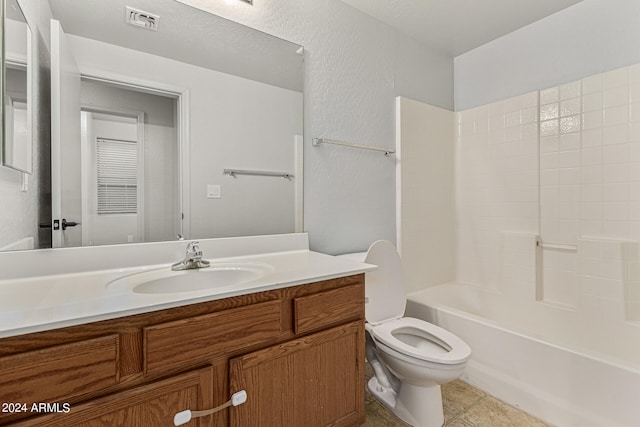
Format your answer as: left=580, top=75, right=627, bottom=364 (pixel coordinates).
left=406, top=283, right=640, bottom=427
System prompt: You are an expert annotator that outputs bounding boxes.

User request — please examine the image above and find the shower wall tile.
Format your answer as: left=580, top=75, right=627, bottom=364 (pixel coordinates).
left=576, top=239, right=640, bottom=321
left=604, top=87, right=629, bottom=108
left=583, top=93, right=603, bottom=112
left=578, top=238, right=626, bottom=301
left=561, top=81, right=581, bottom=100
left=581, top=129, right=602, bottom=148
left=456, top=64, right=640, bottom=321
left=561, top=115, right=581, bottom=134
left=500, top=232, right=537, bottom=300
left=540, top=80, right=581, bottom=247
left=456, top=92, right=539, bottom=289
left=540, top=87, right=559, bottom=104
left=624, top=241, right=640, bottom=321
left=603, top=67, right=629, bottom=89
left=540, top=248, right=578, bottom=307
left=603, top=124, right=629, bottom=145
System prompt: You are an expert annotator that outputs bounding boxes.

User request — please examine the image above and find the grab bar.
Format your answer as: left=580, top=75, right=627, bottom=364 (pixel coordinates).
left=224, top=169, right=293, bottom=179
left=174, top=390, right=247, bottom=426
left=536, top=241, right=577, bottom=251
left=312, top=138, right=395, bottom=156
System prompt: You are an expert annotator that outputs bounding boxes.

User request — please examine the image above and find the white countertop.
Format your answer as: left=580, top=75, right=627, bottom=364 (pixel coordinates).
left=0, top=249, right=375, bottom=338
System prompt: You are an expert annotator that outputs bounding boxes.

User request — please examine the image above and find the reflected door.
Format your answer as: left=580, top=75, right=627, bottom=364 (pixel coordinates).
left=81, top=110, right=144, bottom=246
left=50, top=19, right=81, bottom=248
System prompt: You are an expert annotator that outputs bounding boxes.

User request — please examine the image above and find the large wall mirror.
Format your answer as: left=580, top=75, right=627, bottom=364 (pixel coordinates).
left=1, top=0, right=303, bottom=251
left=2, top=0, right=32, bottom=174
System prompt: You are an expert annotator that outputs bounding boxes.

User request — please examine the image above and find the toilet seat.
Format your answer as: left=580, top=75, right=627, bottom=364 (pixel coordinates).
left=370, top=317, right=470, bottom=365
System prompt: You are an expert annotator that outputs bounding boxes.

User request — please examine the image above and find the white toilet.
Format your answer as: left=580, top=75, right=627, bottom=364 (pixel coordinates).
left=348, top=240, right=471, bottom=427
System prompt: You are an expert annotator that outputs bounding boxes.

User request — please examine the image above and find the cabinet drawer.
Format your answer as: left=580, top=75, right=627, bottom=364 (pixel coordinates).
left=9, top=366, right=214, bottom=427
left=0, top=335, right=119, bottom=406
left=144, top=299, right=282, bottom=375
left=294, top=283, right=364, bottom=335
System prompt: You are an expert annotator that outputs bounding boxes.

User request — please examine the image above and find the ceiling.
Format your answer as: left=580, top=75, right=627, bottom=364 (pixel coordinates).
left=339, top=0, right=584, bottom=56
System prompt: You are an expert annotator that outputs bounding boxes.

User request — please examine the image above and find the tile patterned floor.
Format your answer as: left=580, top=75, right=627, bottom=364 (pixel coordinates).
left=362, top=374, right=552, bottom=426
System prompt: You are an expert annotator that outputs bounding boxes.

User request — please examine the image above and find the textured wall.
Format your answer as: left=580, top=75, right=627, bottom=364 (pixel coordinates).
left=178, top=0, right=454, bottom=255
left=455, top=0, right=640, bottom=110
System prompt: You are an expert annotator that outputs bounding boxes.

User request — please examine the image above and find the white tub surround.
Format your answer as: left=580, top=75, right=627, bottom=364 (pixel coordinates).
left=407, top=283, right=640, bottom=427
left=0, top=233, right=376, bottom=338
left=453, top=64, right=640, bottom=329
left=395, top=97, right=455, bottom=293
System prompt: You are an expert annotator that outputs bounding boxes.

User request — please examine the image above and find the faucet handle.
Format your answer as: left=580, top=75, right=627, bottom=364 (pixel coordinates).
left=186, top=241, right=204, bottom=262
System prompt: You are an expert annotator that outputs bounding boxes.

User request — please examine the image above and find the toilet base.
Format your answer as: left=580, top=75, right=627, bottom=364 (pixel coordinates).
left=368, top=376, right=444, bottom=427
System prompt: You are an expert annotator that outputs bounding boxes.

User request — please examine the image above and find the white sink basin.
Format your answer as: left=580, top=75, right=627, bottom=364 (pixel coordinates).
left=108, top=262, right=274, bottom=294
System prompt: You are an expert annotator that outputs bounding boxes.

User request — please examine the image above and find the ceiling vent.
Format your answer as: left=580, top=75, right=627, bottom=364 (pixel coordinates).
left=126, top=6, right=159, bottom=31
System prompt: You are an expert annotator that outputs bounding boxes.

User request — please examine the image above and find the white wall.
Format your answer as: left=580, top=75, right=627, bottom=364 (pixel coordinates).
left=396, top=97, right=454, bottom=291
left=455, top=0, right=640, bottom=110
left=178, top=0, right=455, bottom=254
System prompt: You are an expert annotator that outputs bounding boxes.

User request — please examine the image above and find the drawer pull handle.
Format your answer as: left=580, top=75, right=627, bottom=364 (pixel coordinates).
left=174, top=389, right=247, bottom=426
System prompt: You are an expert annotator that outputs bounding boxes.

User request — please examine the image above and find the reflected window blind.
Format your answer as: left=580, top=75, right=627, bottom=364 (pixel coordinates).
left=96, top=138, right=137, bottom=215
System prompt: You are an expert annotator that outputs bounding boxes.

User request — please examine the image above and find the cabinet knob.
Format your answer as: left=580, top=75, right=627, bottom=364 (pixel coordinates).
left=174, top=389, right=247, bottom=426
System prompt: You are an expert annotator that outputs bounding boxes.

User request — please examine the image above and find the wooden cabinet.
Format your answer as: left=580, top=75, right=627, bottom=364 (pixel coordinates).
left=229, top=321, right=364, bottom=427
left=0, top=274, right=365, bottom=427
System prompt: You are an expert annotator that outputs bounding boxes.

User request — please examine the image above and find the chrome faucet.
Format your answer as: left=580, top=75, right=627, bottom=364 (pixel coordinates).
left=172, top=241, right=211, bottom=271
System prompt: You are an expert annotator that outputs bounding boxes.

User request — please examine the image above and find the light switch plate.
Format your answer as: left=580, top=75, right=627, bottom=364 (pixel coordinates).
left=207, top=184, right=221, bottom=199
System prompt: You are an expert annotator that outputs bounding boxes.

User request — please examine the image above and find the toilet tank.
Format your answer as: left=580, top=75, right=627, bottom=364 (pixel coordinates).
left=336, top=242, right=407, bottom=325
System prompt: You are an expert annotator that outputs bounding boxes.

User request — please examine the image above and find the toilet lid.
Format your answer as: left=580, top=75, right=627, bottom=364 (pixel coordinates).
left=371, top=317, right=471, bottom=365
left=364, top=240, right=407, bottom=324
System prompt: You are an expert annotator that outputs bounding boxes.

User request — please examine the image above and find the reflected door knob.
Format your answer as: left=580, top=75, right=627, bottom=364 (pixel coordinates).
left=61, top=219, right=80, bottom=230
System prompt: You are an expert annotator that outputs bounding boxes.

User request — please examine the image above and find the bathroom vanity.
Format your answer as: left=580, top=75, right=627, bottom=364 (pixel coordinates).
left=0, top=235, right=372, bottom=427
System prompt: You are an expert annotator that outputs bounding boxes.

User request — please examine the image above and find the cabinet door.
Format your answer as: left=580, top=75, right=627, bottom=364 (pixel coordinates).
left=10, top=367, right=215, bottom=427
left=229, top=321, right=365, bottom=427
